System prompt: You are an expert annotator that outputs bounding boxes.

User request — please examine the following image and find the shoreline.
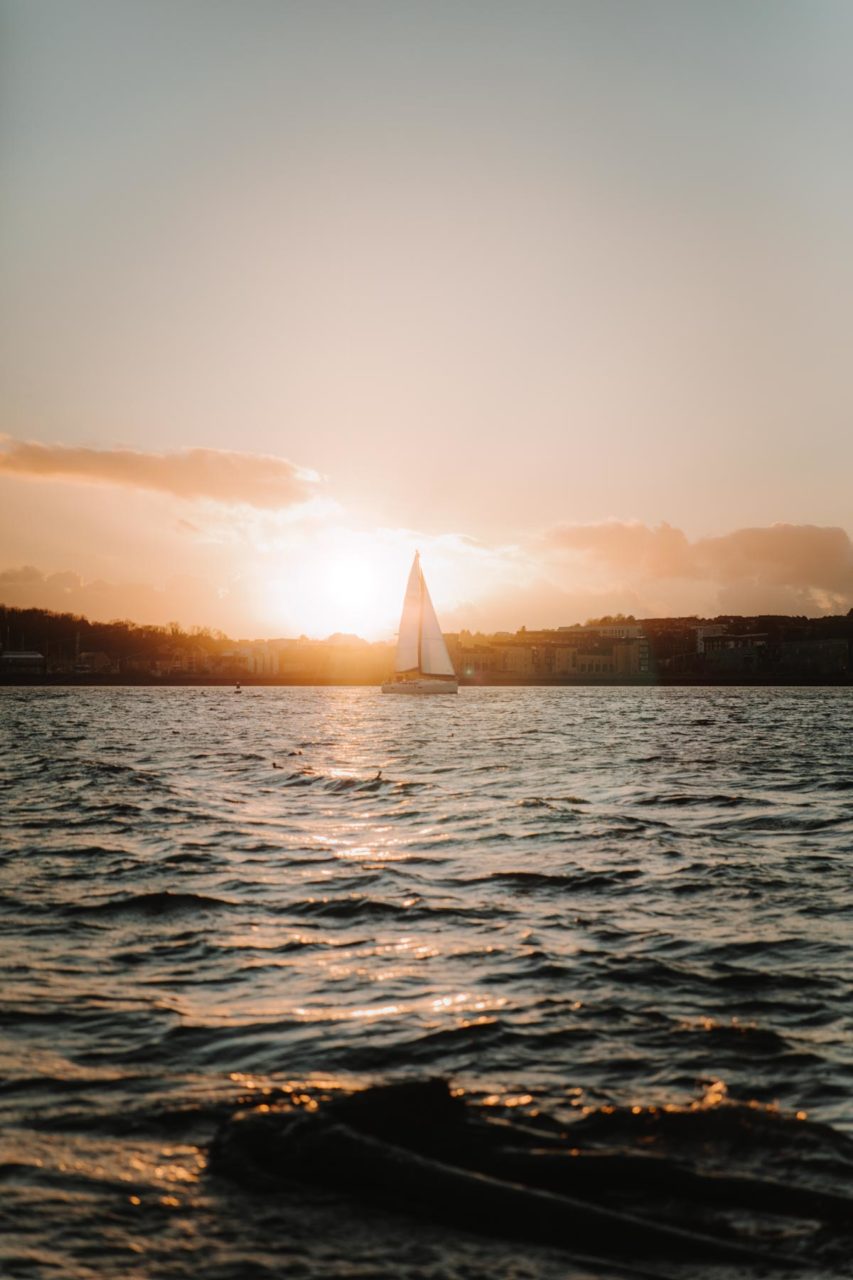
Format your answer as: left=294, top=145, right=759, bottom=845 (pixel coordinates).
left=3, top=674, right=852, bottom=688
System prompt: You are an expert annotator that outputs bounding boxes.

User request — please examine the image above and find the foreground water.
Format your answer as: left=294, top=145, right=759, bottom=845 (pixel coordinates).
left=1, top=686, right=851, bottom=1279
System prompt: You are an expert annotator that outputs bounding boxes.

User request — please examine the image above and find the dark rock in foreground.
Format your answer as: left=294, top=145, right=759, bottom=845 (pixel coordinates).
left=210, top=1079, right=853, bottom=1275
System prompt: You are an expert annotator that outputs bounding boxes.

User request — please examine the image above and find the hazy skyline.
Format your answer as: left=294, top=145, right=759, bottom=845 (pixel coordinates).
left=3, top=1, right=853, bottom=637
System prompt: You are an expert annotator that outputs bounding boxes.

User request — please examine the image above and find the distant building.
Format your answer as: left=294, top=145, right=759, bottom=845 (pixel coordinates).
left=492, top=642, right=536, bottom=675
left=588, top=623, right=644, bottom=640
left=238, top=642, right=278, bottom=676
left=448, top=637, right=493, bottom=679
left=573, top=649, right=614, bottom=676
left=216, top=648, right=251, bottom=675
left=1, top=650, right=45, bottom=673
left=695, top=624, right=727, bottom=654
left=614, top=639, right=648, bottom=675
left=704, top=633, right=767, bottom=673
left=450, top=629, right=649, bottom=680
left=75, top=651, right=116, bottom=674
left=778, top=638, right=848, bottom=676
left=275, top=636, right=393, bottom=682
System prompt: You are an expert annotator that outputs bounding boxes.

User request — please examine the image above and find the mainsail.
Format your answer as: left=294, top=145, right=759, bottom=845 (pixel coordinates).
left=394, top=553, right=455, bottom=677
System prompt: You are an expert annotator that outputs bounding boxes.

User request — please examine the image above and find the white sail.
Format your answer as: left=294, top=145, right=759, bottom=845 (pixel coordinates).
left=392, top=553, right=455, bottom=677
left=418, top=575, right=455, bottom=676
left=394, top=555, right=423, bottom=672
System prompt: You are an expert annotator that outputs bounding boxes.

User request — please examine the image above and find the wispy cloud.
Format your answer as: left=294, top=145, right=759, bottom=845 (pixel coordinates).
left=0, top=436, right=319, bottom=509
left=546, top=521, right=693, bottom=578
left=546, top=521, right=853, bottom=614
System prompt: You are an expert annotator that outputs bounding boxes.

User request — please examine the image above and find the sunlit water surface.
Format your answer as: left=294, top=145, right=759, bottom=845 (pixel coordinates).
left=2, top=686, right=852, bottom=1278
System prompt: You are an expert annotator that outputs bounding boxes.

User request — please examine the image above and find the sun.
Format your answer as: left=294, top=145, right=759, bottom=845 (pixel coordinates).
left=260, top=536, right=486, bottom=641
left=323, top=554, right=376, bottom=618
left=314, top=551, right=395, bottom=637
left=265, top=546, right=402, bottom=639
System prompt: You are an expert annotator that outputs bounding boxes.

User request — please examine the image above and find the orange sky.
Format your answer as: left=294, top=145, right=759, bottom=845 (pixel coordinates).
left=3, top=3, right=853, bottom=637
left=2, top=437, right=851, bottom=637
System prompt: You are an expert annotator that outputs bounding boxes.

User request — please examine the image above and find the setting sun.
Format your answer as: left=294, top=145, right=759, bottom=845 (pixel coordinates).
left=323, top=553, right=376, bottom=620
left=264, top=542, right=407, bottom=639
left=309, top=551, right=389, bottom=638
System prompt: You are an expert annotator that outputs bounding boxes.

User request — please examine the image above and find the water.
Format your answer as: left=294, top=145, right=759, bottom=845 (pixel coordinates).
left=2, top=686, right=852, bottom=1278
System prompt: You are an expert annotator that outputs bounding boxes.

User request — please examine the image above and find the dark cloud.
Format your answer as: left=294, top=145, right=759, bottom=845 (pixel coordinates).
left=0, top=436, right=318, bottom=509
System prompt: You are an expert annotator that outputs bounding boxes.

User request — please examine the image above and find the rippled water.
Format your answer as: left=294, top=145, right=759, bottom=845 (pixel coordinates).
left=2, top=686, right=852, bottom=1278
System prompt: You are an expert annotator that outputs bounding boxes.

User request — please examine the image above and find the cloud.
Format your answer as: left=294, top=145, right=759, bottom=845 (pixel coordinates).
left=3, top=520, right=852, bottom=642
left=440, top=579, right=651, bottom=634
left=547, top=521, right=693, bottom=578
left=695, top=525, right=853, bottom=597
left=0, top=436, right=319, bottom=509
left=545, top=520, right=853, bottom=615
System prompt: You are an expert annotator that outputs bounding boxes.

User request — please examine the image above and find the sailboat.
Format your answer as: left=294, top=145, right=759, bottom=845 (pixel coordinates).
left=382, top=552, right=458, bottom=695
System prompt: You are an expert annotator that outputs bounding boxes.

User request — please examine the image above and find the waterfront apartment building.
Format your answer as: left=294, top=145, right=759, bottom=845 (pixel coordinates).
left=449, top=627, right=650, bottom=680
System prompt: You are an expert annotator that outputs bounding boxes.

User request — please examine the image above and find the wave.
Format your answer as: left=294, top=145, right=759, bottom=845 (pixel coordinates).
left=676, top=1017, right=791, bottom=1055
left=5, top=683, right=853, bottom=1278
left=459, top=869, right=642, bottom=893
left=516, top=795, right=590, bottom=809
left=344, top=1019, right=509, bottom=1071
left=707, top=812, right=852, bottom=833
left=632, top=791, right=769, bottom=808
left=272, top=765, right=425, bottom=795
left=65, top=890, right=237, bottom=917
left=287, top=895, right=505, bottom=923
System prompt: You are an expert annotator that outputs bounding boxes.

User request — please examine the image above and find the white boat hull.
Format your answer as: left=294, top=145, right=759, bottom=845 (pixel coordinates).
left=381, top=679, right=458, bottom=696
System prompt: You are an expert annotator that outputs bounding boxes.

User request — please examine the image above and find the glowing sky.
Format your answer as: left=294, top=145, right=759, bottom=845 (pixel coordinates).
left=3, top=1, right=853, bottom=636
